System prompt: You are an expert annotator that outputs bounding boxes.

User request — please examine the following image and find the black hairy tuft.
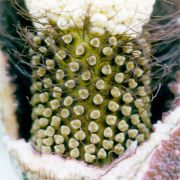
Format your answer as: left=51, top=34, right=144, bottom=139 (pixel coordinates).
left=0, top=0, right=32, bottom=139
left=149, top=0, right=180, bottom=123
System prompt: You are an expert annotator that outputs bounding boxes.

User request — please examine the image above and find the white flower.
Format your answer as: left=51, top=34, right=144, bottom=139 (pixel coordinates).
left=25, top=0, right=156, bottom=37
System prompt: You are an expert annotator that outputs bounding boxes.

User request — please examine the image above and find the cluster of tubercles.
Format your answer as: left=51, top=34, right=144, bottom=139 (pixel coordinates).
left=30, top=24, right=152, bottom=166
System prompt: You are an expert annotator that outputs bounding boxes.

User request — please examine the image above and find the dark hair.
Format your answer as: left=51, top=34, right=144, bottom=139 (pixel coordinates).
left=0, top=0, right=32, bottom=139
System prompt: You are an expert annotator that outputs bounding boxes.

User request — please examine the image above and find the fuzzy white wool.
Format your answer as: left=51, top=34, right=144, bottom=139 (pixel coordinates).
left=25, top=0, right=156, bottom=37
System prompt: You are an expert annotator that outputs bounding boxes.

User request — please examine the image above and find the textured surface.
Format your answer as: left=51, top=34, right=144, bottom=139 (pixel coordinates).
left=143, top=128, right=180, bottom=180
left=0, top=0, right=179, bottom=179
left=25, top=0, right=156, bottom=37
left=29, top=26, right=152, bottom=165
left=5, top=106, right=180, bottom=180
